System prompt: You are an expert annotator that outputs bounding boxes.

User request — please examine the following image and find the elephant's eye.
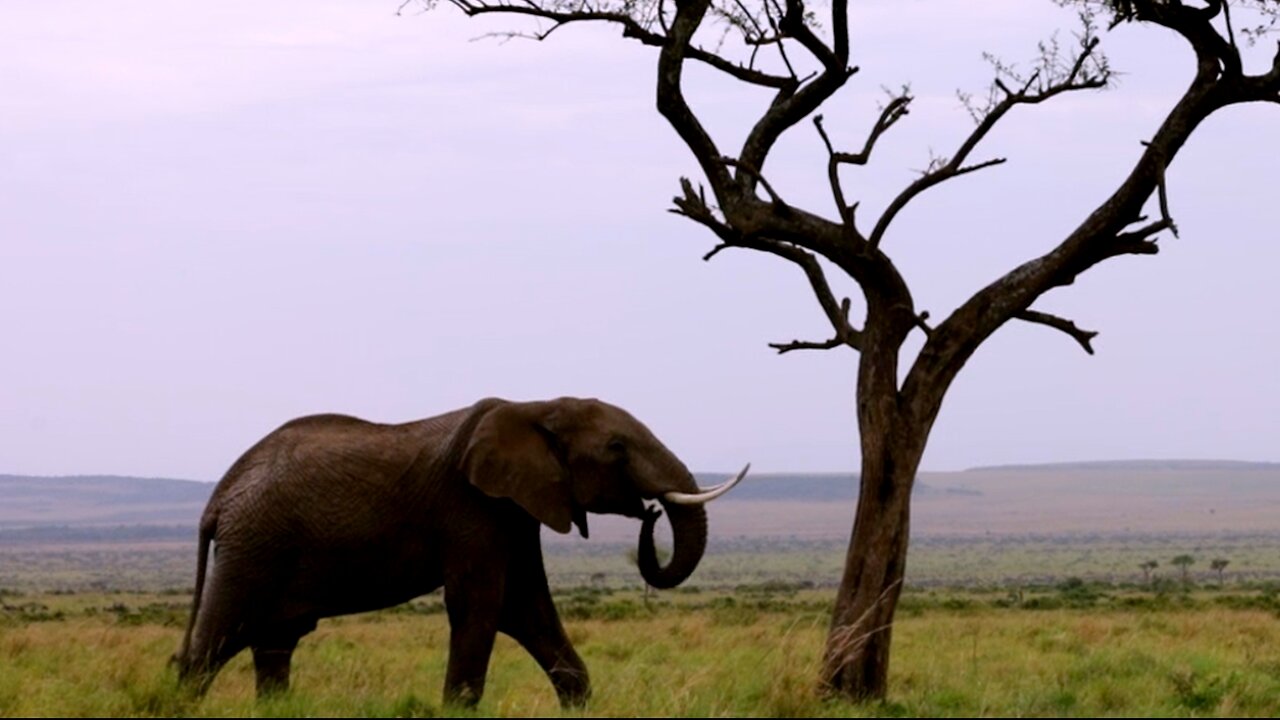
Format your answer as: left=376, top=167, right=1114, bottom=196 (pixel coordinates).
left=607, top=439, right=627, bottom=458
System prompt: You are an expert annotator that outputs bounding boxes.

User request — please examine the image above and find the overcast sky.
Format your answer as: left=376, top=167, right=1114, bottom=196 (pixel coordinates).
left=2, top=1, right=1277, bottom=480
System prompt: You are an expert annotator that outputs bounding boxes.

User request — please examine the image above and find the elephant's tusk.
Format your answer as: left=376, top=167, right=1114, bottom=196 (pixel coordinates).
left=663, top=463, right=750, bottom=505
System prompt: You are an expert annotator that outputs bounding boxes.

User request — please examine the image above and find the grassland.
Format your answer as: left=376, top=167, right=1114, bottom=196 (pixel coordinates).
left=4, top=464, right=1280, bottom=716
left=5, top=531, right=1279, bottom=593
left=4, top=583, right=1280, bottom=717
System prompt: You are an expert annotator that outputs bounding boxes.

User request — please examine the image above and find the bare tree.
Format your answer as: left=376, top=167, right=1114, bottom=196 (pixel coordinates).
left=420, top=0, right=1280, bottom=701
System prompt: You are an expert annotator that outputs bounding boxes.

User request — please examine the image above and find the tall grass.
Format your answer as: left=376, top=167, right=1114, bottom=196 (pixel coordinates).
left=3, top=588, right=1279, bottom=717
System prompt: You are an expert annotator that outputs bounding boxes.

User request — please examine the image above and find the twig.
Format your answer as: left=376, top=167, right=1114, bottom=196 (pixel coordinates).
left=769, top=337, right=848, bottom=353
left=913, top=310, right=933, bottom=337
left=812, top=94, right=911, bottom=232
left=1014, top=310, right=1098, bottom=354
left=450, top=0, right=796, bottom=89
left=702, top=235, right=862, bottom=353
left=720, top=157, right=789, bottom=208
left=868, top=29, right=1108, bottom=248
left=1141, top=140, right=1179, bottom=238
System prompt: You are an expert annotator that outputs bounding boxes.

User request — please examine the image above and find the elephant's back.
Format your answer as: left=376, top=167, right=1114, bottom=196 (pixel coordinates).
left=212, top=415, right=428, bottom=538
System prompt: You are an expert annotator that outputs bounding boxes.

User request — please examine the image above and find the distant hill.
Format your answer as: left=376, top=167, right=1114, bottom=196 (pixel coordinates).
left=692, top=473, right=979, bottom=502
left=0, top=474, right=211, bottom=528
left=966, top=459, right=1280, bottom=473
left=682, top=459, right=1280, bottom=539
left=3, top=459, right=1278, bottom=540
left=0, top=471, right=968, bottom=529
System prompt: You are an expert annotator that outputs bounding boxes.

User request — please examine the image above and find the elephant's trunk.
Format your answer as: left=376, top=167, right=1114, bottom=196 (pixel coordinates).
left=636, top=499, right=707, bottom=590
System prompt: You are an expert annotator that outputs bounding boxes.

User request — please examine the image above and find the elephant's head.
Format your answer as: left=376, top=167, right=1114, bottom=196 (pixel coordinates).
left=461, top=397, right=747, bottom=589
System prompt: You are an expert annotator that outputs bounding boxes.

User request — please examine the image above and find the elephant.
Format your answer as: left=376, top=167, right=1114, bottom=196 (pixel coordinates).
left=174, top=396, right=748, bottom=707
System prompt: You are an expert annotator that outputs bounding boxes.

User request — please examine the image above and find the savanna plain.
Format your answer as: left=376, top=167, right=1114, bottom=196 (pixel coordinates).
left=3, top=463, right=1280, bottom=717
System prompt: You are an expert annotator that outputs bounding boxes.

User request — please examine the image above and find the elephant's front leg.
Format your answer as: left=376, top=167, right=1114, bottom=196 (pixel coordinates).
left=499, top=549, right=590, bottom=707
left=250, top=618, right=314, bottom=697
left=252, top=647, right=294, bottom=696
left=442, top=571, right=504, bottom=706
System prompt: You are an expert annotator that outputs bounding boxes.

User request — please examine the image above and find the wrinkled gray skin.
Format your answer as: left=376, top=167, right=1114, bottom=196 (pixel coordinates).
left=174, top=397, right=708, bottom=707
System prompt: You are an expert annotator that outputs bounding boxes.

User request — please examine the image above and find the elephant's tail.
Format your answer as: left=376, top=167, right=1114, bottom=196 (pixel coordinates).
left=175, top=514, right=215, bottom=675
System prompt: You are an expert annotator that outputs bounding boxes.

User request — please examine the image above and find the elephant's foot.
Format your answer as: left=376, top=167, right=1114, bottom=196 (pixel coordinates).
left=551, top=667, right=590, bottom=709
left=174, top=656, right=216, bottom=699
left=442, top=682, right=483, bottom=708
left=252, top=648, right=293, bottom=697
left=556, top=688, right=591, bottom=710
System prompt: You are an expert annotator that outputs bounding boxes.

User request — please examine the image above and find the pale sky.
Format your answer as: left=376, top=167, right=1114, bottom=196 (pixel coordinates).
left=2, top=1, right=1277, bottom=480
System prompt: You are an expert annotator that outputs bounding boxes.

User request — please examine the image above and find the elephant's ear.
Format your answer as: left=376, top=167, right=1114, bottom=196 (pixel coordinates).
left=463, top=401, right=574, bottom=534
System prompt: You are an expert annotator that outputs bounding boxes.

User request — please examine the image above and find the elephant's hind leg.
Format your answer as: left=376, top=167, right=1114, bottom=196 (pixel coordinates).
left=176, top=657, right=219, bottom=698
left=181, top=556, right=269, bottom=696
left=180, top=626, right=249, bottom=698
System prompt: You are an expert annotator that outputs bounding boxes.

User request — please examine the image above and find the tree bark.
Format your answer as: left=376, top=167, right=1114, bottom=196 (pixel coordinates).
left=820, top=411, right=926, bottom=698
left=821, top=318, right=928, bottom=700
left=820, top=465, right=909, bottom=697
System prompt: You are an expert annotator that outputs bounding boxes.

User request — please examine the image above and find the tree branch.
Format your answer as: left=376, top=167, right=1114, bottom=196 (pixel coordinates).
left=912, top=310, right=933, bottom=337
left=655, top=0, right=736, bottom=200
left=769, top=336, right=847, bottom=354
left=1014, top=310, right=1098, bottom=355
left=671, top=177, right=729, bottom=238
left=899, top=7, right=1270, bottom=420
left=767, top=293, right=860, bottom=354
left=449, top=0, right=797, bottom=89
left=813, top=92, right=911, bottom=231
left=699, top=230, right=863, bottom=352
left=720, top=157, right=789, bottom=209
left=749, top=0, right=799, bottom=82
left=736, top=0, right=857, bottom=184
left=1238, top=37, right=1280, bottom=103
left=829, top=93, right=913, bottom=167
left=1133, top=139, right=1179, bottom=238
left=813, top=115, right=854, bottom=227
left=868, top=25, right=1110, bottom=248
left=1120, top=0, right=1242, bottom=78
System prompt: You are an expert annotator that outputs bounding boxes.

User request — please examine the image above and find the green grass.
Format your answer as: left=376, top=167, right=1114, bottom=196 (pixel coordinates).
left=5, top=531, right=1280, bottom=716
left=3, top=587, right=1280, bottom=717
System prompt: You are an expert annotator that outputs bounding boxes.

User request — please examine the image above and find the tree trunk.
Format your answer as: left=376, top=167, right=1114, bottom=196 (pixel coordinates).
left=820, top=429, right=923, bottom=699
left=821, top=331, right=929, bottom=701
